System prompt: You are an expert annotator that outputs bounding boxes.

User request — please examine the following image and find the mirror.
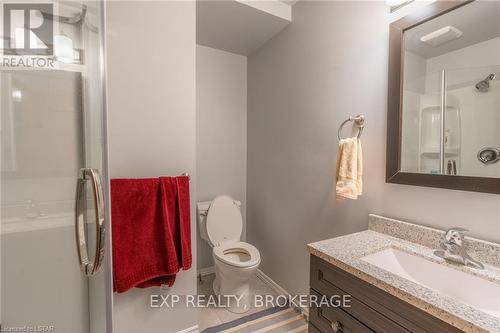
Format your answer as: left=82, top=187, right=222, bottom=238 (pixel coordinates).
left=387, top=0, right=500, bottom=194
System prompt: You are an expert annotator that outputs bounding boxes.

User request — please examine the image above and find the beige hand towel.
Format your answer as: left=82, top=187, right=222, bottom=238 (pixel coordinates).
left=335, top=137, right=363, bottom=200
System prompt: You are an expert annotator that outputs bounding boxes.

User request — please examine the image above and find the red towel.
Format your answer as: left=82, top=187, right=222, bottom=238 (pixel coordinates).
left=160, top=176, right=192, bottom=270
left=111, top=176, right=191, bottom=293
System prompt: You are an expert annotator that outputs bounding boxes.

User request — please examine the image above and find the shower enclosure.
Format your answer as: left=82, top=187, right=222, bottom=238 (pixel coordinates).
left=1, top=1, right=112, bottom=332
left=399, top=0, right=500, bottom=179
left=402, top=65, right=500, bottom=177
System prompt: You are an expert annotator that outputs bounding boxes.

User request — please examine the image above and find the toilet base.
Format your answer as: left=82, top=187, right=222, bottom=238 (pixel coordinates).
left=213, top=276, right=251, bottom=314
left=213, top=259, right=260, bottom=314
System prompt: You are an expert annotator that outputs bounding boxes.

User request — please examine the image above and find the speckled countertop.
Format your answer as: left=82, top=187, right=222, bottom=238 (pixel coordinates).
left=307, top=214, right=500, bottom=333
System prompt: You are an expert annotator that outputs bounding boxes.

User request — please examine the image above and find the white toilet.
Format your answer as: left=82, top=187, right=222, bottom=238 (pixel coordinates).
left=198, top=195, right=261, bottom=313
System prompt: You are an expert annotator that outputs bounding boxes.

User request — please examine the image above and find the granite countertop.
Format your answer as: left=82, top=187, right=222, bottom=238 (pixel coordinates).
left=307, top=215, right=500, bottom=333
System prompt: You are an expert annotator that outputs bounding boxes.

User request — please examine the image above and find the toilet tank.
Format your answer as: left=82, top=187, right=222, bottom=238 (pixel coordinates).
left=197, top=199, right=242, bottom=246
left=197, top=201, right=212, bottom=243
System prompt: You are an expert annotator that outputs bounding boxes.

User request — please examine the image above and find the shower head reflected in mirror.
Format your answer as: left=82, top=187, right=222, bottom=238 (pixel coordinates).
left=475, top=73, right=496, bottom=92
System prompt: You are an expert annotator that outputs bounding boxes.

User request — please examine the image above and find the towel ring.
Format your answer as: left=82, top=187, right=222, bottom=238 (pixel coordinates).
left=338, top=115, right=365, bottom=140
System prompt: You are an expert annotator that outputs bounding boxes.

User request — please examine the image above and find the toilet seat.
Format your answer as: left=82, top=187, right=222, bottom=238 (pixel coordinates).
left=213, top=241, right=261, bottom=268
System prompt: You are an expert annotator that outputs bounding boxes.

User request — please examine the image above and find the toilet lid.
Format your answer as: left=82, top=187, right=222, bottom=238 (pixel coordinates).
left=206, top=195, right=242, bottom=245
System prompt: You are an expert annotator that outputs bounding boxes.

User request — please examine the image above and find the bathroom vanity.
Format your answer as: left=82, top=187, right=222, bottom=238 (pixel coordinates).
left=308, top=256, right=461, bottom=333
left=307, top=215, right=500, bottom=333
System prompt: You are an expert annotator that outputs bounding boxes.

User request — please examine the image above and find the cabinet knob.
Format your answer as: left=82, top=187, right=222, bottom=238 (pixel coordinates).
left=331, top=321, right=342, bottom=332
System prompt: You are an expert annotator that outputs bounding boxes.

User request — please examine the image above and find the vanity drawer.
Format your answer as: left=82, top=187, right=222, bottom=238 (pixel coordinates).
left=309, top=290, right=374, bottom=333
left=311, top=272, right=410, bottom=332
left=308, top=322, right=322, bottom=333
left=310, top=255, right=464, bottom=333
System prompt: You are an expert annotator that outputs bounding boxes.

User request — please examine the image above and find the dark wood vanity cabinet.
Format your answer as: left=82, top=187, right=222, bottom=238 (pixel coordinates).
left=308, top=255, right=464, bottom=333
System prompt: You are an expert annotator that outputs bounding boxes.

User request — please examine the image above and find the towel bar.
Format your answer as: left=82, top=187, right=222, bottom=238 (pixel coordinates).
left=338, top=115, right=365, bottom=140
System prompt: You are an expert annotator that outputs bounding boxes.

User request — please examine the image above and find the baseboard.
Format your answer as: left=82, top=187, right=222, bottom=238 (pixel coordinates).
left=255, top=269, right=288, bottom=296
left=197, top=266, right=215, bottom=277
left=255, top=269, right=309, bottom=319
left=175, top=324, right=199, bottom=333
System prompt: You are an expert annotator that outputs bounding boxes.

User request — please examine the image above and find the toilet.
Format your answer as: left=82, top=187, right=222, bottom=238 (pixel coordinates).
left=198, top=195, right=261, bottom=313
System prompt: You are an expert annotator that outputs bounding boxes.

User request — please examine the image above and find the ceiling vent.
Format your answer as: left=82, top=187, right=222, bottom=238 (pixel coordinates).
left=420, top=26, right=463, bottom=47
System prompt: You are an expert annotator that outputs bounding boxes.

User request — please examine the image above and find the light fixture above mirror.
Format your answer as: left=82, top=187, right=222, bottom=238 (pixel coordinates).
left=386, top=0, right=415, bottom=12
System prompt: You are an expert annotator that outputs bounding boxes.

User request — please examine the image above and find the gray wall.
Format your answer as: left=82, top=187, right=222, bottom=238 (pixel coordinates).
left=247, top=0, right=500, bottom=297
left=196, top=45, right=247, bottom=269
left=106, top=2, right=197, bottom=332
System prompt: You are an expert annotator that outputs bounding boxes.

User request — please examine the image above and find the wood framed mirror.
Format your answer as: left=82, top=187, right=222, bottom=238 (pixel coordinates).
left=386, top=0, right=500, bottom=194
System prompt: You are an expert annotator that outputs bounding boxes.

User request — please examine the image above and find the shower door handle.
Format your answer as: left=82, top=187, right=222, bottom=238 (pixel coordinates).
left=75, top=168, right=105, bottom=276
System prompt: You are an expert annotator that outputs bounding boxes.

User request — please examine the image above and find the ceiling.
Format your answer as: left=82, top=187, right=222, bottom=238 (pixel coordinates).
left=197, top=0, right=291, bottom=56
left=404, top=0, right=500, bottom=59
left=280, top=0, right=300, bottom=5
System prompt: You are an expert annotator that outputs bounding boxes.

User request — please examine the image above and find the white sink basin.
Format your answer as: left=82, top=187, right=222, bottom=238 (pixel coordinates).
left=361, top=247, right=500, bottom=319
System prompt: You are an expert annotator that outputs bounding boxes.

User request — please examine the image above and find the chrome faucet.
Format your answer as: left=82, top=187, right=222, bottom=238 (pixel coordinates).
left=434, top=227, right=484, bottom=269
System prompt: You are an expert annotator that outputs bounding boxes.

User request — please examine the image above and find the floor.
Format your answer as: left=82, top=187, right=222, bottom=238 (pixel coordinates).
left=197, top=273, right=297, bottom=331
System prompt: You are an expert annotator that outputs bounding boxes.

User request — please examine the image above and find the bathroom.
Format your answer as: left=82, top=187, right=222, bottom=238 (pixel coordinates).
left=1, top=0, right=499, bottom=332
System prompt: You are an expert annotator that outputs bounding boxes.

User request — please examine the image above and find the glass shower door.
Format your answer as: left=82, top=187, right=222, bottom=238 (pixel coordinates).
left=1, top=1, right=111, bottom=332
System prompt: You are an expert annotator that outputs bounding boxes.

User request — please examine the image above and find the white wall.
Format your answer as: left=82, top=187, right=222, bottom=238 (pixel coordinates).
left=426, top=37, right=500, bottom=89
left=106, top=2, right=197, bottom=332
left=247, top=0, right=500, bottom=298
left=196, top=45, right=247, bottom=269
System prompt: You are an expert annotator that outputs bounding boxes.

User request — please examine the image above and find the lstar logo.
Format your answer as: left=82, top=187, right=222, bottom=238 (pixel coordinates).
left=3, top=3, right=54, bottom=55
